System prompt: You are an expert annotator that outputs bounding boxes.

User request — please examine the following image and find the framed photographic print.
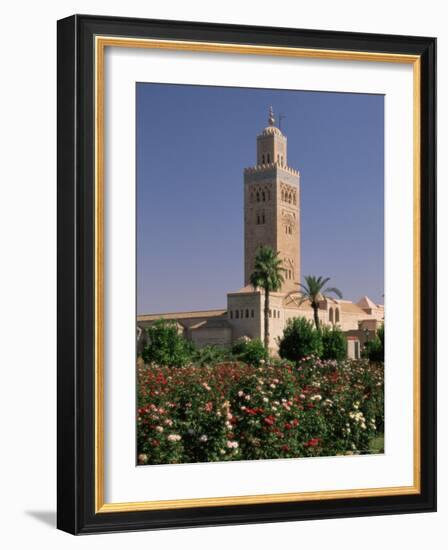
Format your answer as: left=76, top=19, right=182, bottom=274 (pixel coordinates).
left=57, top=15, right=436, bottom=534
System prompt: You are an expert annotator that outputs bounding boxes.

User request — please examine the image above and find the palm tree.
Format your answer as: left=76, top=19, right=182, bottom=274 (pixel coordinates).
left=297, top=275, right=343, bottom=330
left=249, top=246, right=285, bottom=350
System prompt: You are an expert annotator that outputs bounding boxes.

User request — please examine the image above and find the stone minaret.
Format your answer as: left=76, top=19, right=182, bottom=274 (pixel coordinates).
left=244, top=107, right=300, bottom=294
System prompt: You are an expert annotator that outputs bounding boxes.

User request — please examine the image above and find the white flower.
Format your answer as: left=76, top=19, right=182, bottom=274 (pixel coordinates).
left=226, top=440, right=239, bottom=449
left=167, top=434, right=181, bottom=442
left=155, top=426, right=164, bottom=433
left=238, top=390, right=244, bottom=397
left=262, top=397, right=269, bottom=403
left=245, top=394, right=251, bottom=401
left=199, top=435, right=208, bottom=442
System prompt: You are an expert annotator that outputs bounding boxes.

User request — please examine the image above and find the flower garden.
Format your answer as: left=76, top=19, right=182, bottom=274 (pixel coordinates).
left=137, top=356, right=384, bottom=465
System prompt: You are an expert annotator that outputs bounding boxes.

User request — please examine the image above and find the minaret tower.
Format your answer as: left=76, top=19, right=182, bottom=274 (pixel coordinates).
left=244, top=107, right=301, bottom=293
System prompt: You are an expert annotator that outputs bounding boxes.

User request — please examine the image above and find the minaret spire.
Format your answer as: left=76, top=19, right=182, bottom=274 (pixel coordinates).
left=268, top=106, right=275, bottom=126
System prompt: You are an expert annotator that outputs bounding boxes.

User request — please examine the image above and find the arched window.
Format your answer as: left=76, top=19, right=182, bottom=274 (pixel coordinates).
left=262, top=191, right=265, bottom=201
left=256, top=191, right=260, bottom=202
left=281, top=155, right=284, bottom=165
left=257, top=214, right=260, bottom=225
left=235, top=310, right=239, bottom=319
left=262, top=154, right=265, bottom=164
left=335, top=308, right=340, bottom=323
left=251, top=309, right=254, bottom=318
left=329, top=308, right=334, bottom=324
left=267, top=153, right=270, bottom=163
left=245, top=309, right=249, bottom=318
left=240, top=310, right=244, bottom=319
left=281, top=190, right=284, bottom=201
left=269, top=309, right=272, bottom=318
left=277, top=154, right=280, bottom=163
left=262, top=213, right=265, bottom=224
left=230, top=311, right=233, bottom=319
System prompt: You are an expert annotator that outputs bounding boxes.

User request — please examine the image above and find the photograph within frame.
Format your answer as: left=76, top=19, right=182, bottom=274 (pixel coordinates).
left=136, top=82, right=385, bottom=467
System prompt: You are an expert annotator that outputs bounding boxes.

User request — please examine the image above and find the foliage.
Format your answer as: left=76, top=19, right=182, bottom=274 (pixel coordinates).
left=192, top=345, right=232, bottom=367
left=278, top=317, right=323, bottom=362
left=141, top=319, right=193, bottom=367
left=362, top=323, right=384, bottom=362
left=231, top=338, right=268, bottom=367
left=321, top=325, right=347, bottom=360
left=296, top=275, right=343, bottom=330
left=249, top=245, right=285, bottom=349
left=249, top=245, right=285, bottom=295
left=137, top=357, right=384, bottom=464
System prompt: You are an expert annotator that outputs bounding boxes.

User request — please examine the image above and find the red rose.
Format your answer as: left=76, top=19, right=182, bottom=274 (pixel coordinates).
left=304, top=438, right=320, bottom=447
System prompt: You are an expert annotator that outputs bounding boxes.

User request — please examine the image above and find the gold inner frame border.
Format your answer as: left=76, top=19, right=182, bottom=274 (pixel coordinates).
left=94, top=36, right=421, bottom=513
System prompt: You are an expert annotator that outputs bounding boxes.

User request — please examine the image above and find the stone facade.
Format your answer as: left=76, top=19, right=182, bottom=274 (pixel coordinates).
left=244, top=107, right=300, bottom=294
left=137, top=108, right=384, bottom=358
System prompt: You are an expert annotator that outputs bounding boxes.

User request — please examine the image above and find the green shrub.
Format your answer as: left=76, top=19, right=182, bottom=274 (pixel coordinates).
left=321, top=325, right=347, bottom=360
left=142, top=319, right=193, bottom=367
left=231, top=338, right=268, bottom=366
left=278, top=317, right=323, bottom=362
left=362, top=323, right=384, bottom=362
left=193, top=345, right=231, bottom=367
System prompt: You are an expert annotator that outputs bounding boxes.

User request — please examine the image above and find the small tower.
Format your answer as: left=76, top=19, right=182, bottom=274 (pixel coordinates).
left=243, top=107, right=301, bottom=293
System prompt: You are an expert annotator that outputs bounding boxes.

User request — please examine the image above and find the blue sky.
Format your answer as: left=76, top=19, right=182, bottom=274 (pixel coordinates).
left=137, top=83, right=384, bottom=314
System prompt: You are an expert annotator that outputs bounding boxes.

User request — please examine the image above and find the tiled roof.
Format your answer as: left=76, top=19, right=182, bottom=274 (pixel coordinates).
left=357, top=295, right=379, bottom=310
left=137, top=309, right=226, bottom=322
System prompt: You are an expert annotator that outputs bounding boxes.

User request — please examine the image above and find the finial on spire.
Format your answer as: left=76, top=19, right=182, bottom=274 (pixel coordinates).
left=268, top=106, right=275, bottom=126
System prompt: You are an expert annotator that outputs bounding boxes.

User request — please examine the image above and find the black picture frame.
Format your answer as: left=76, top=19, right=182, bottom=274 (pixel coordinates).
left=57, top=14, right=436, bottom=534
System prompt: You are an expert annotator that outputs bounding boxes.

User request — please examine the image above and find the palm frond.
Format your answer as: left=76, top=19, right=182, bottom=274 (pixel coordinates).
left=324, top=286, right=343, bottom=299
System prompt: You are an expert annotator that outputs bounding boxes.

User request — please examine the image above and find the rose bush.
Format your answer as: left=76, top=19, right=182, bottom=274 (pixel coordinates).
left=137, top=357, right=384, bottom=465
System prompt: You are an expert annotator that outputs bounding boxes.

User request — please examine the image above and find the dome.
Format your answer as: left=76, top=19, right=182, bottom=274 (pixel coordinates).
left=261, top=125, right=283, bottom=136
left=260, top=106, right=283, bottom=136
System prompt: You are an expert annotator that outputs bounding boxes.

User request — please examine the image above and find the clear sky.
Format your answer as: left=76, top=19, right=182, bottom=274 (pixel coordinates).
left=137, top=83, right=384, bottom=314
